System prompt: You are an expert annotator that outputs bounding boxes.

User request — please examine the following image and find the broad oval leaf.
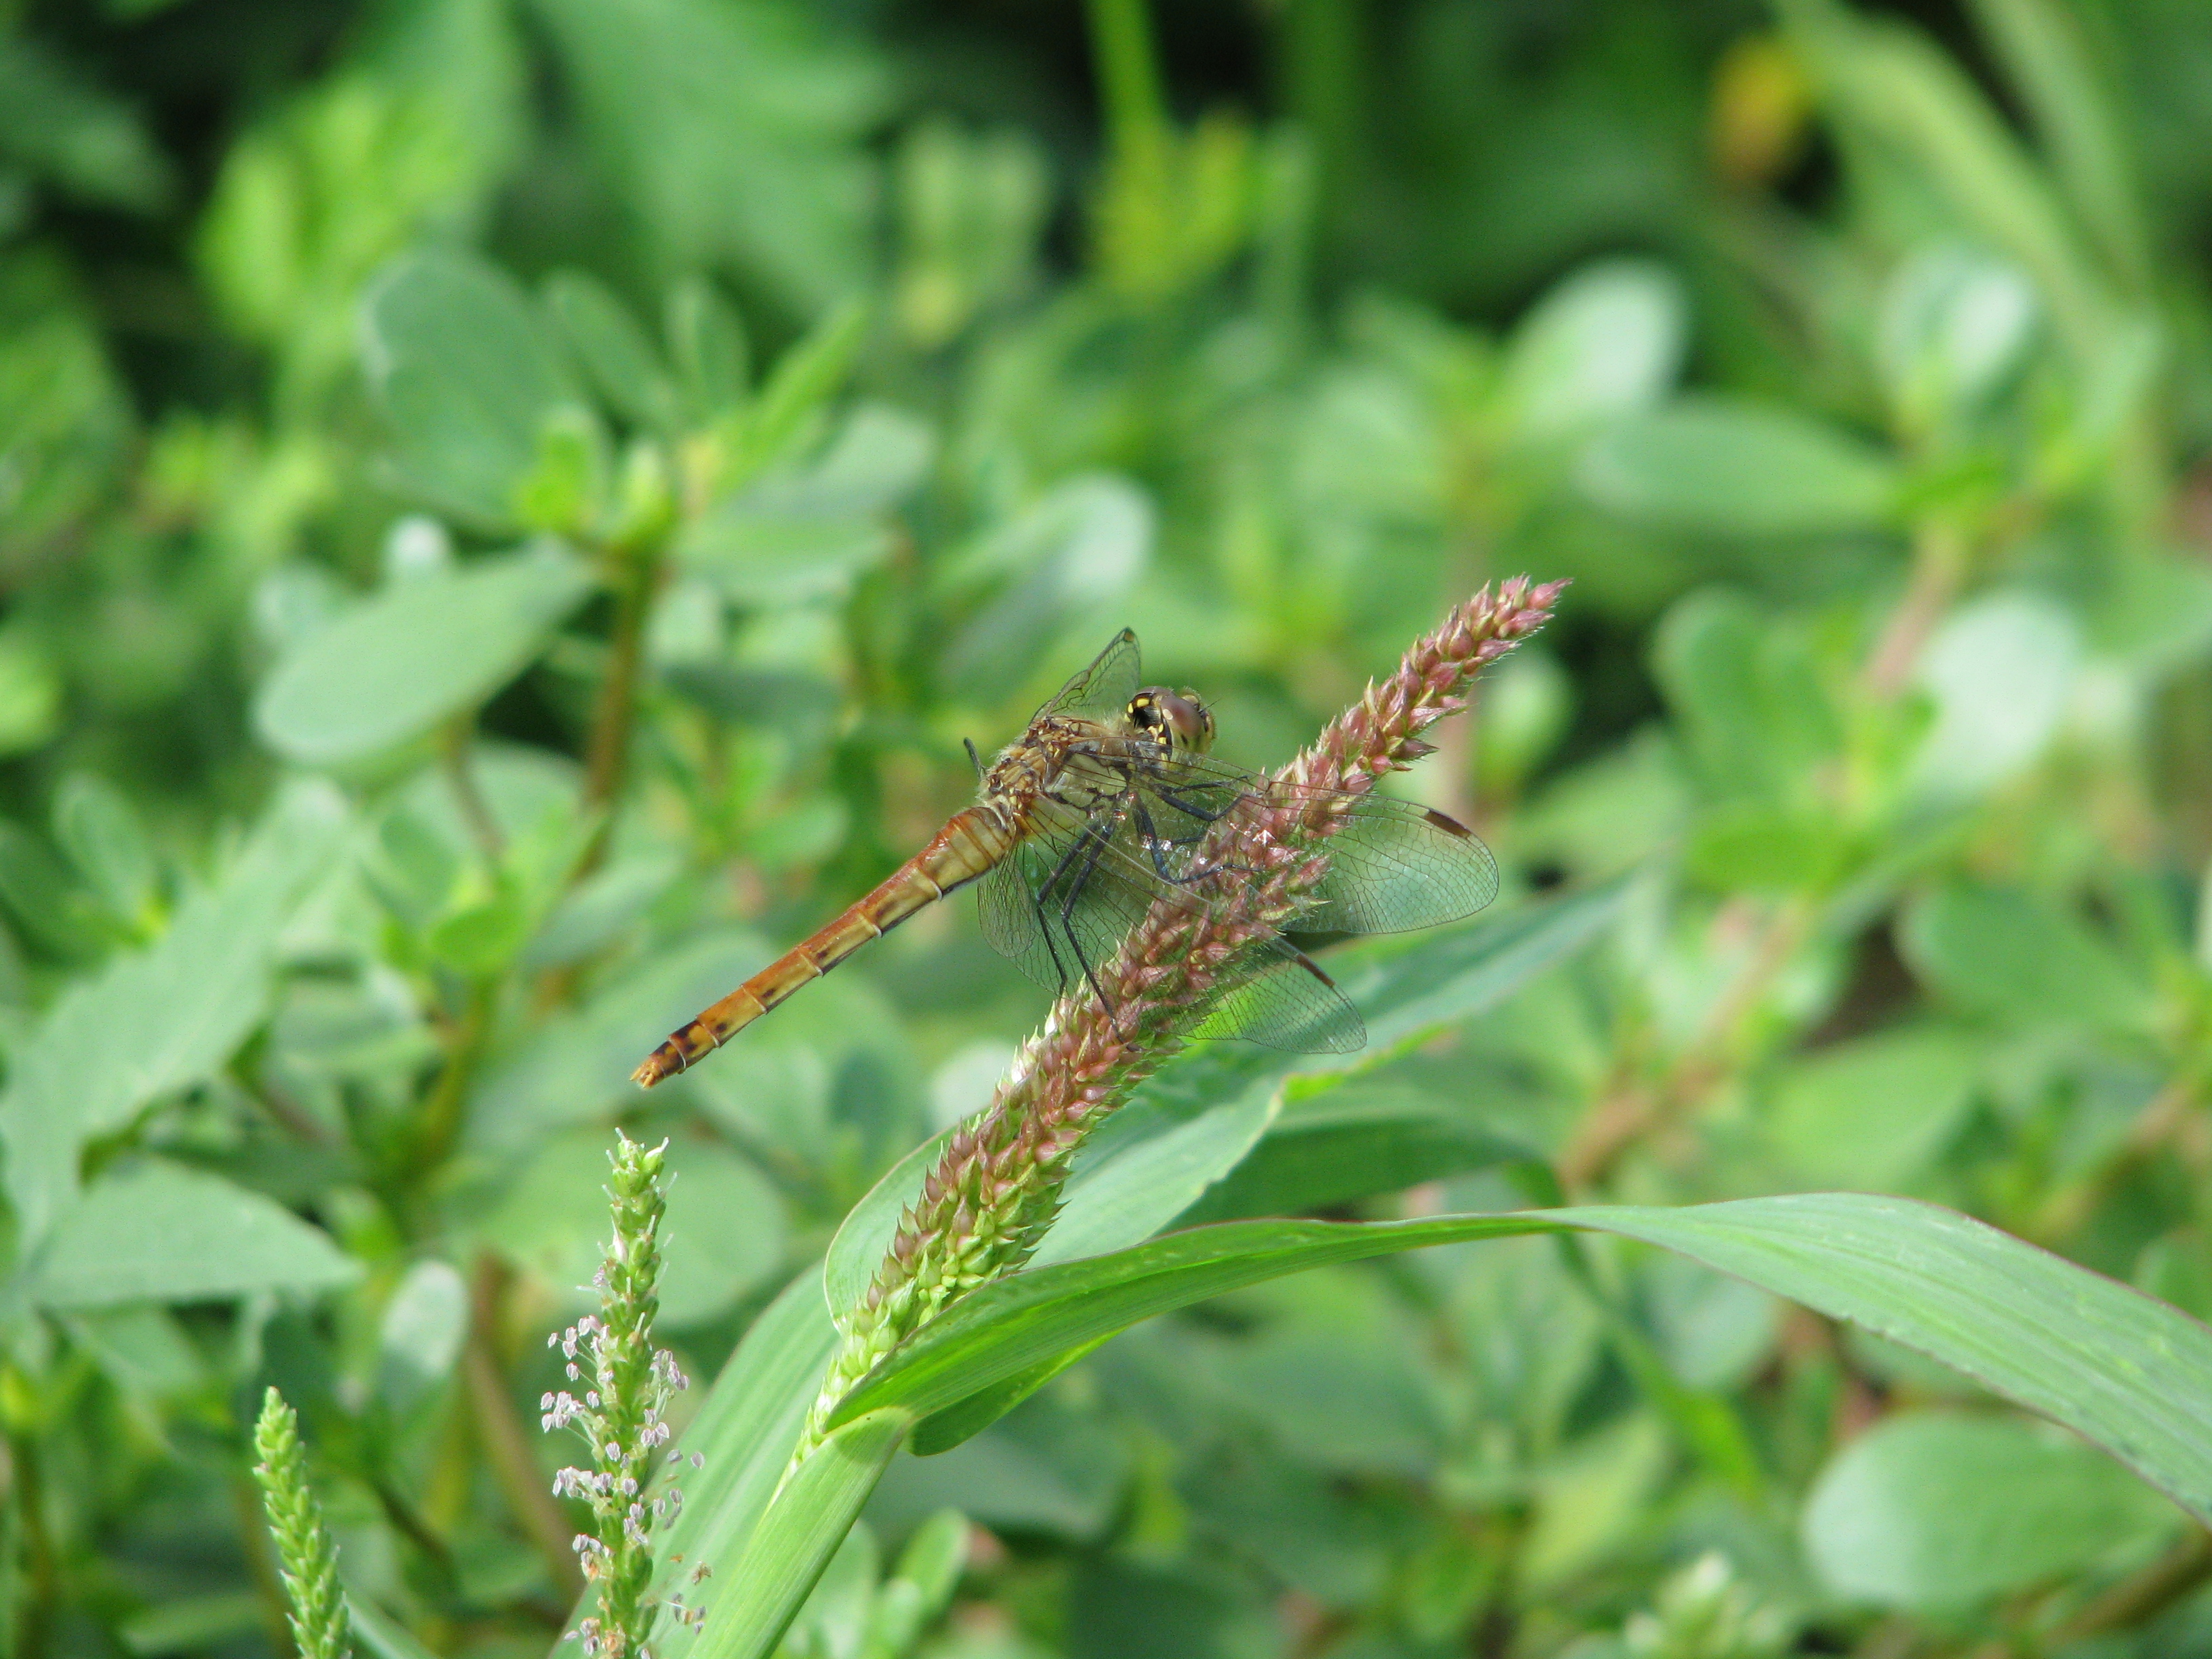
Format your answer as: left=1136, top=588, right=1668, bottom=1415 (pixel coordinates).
left=26, top=1160, right=360, bottom=1308
left=1498, top=259, right=1686, bottom=442
left=361, top=250, right=581, bottom=528
left=1804, top=1412, right=2178, bottom=1610
left=254, top=546, right=594, bottom=766
left=1578, top=397, right=1901, bottom=537
left=0, top=780, right=347, bottom=1242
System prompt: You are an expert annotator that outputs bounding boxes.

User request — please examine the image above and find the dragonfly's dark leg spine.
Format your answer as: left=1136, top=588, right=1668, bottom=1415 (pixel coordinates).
left=1153, top=787, right=1233, bottom=822
left=1029, top=821, right=1103, bottom=999
left=1059, top=822, right=1122, bottom=1023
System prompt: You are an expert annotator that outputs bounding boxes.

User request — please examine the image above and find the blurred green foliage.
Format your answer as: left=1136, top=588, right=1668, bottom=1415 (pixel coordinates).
left=7, top=0, right=2212, bottom=1654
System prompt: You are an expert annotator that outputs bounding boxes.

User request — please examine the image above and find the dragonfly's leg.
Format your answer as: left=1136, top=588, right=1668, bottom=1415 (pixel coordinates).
left=1030, top=817, right=1124, bottom=1016
left=1153, top=786, right=1235, bottom=823
left=1029, top=884, right=1075, bottom=997
left=1058, top=827, right=1122, bottom=1021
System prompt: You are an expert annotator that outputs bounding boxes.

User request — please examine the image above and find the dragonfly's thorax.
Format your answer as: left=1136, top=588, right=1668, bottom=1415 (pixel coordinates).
left=979, top=714, right=1170, bottom=830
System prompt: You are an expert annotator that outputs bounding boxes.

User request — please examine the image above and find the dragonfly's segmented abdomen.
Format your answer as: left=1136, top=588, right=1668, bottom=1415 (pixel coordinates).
left=632, top=805, right=1015, bottom=1086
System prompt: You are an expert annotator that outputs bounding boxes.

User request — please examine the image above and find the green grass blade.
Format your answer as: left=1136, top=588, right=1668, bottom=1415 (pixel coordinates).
left=827, top=1193, right=2212, bottom=1526
left=688, top=1408, right=910, bottom=1659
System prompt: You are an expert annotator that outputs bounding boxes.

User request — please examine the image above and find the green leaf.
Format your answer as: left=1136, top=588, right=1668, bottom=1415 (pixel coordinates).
left=1565, top=1195, right=2212, bottom=1526
left=361, top=249, right=582, bottom=529
left=544, top=268, right=680, bottom=433
left=831, top=1194, right=2212, bottom=1527
left=533, top=0, right=886, bottom=316
left=833, top=1212, right=1554, bottom=1429
left=1788, top=3, right=2112, bottom=358
left=0, top=780, right=346, bottom=1242
left=690, top=1409, right=910, bottom=1659
left=1654, top=592, right=1840, bottom=804
left=907, top=1340, right=1111, bottom=1458
left=0, top=631, right=62, bottom=756
left=1877, top=245, right=2038, bottom=430
left=1765, top=1027, right=1979, bottom=1187
left=479, top=1129, right=785, bottom=1327
left=745, top=298, right=869, bottom=464
left=24, top=1159, right=360, bottom=1307
left=1332, top=876, right=1633, bottom=1065
left=1496, top=259, right=1685, bottom=443
left=1965, top=0, right=2152, bottom=292
left=1578, top=396, right=1901, bottom=537
left=1908, top=590, right=2080, bottom=800
left=886, top=880, right=1628, bottom=1311
left=1683, top=802, right=1853, bottom=893
left=1179, top=1084, right=1533, bottom=1225
left=1080, top=878, right=1629, bottom=1179
left=678, top=511, right=892, bottom=609
left=347, top=1593, right=443, bottom=1659
left=1029, top=1082, right=1279, bottom=1268
left=936, top=476, right=1153, bottom=697
left=658, top=1142, right=790, bottom=1326
left=52, top=773, right=156, bottom=927
left=665, top=275, right=752, bottom=422
left=1803, top=1412, right=2178, bottom=1610
left=1900, top=880, right=2148, bottom=1032
left=254, top=546, right=594, bottom=766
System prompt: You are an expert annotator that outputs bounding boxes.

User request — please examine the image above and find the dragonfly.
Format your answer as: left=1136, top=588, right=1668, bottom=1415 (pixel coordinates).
left=632, top=629, right=1498, bottom=1086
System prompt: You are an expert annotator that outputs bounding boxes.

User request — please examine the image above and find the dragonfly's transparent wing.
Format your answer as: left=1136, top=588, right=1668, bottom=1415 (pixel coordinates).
left=1038, top=628, right=1142, bottom=720
left=977, top=818, right=1153, bottom=1000
left=1189, top=935, right=1366, bottom=1053
left=1145, top=753, right=1498, bottom=934
left=977, top=797, right=1365, bottom=1054
left=1301, top=797, right=1498, bottom=931
left=977, top=849, right=1043, bottom=967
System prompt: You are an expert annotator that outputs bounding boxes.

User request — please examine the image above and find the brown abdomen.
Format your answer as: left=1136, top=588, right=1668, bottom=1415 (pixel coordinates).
left=632, top=807, right=1008, bottom=1086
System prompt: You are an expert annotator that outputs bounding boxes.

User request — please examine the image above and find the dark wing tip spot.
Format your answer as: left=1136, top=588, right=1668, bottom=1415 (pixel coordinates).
left=1424, top=807, right=1475, bottom=838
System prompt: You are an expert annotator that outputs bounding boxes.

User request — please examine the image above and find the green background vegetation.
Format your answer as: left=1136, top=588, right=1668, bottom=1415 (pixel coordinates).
left=7, top=0, right=2212, bottom=1654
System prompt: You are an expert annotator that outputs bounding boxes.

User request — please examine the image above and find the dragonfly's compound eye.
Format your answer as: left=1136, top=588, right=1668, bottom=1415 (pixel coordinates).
left=1130, top=688, right=1214, bottom=752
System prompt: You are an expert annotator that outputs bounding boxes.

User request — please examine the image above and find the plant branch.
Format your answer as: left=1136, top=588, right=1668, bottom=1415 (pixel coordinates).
left=579, top=541, right=665, bottom=872
left=1085, top=0, right=1169, bottom=159
left=2047, top=1529, right=2212, bottom=1643
left=442, top=714, right=506, bottom=859
left=465, top=1252, right=586, bottom=1600
left=7, top=1428, right=57, bottom=1659
left=1863, top=518, right=1968, bottom=697
left=413, top=978, right=496, bottom=1174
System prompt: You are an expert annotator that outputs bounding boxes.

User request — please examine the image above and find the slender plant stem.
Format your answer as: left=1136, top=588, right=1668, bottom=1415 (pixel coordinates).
left=465, top=1252, right=585, bottom=1599
left=8, top=1429, right=56, bottom=1659
left=442, top=714, right=506, bottom=859
left=1863, top=519, right=1968, bottom=697
left=579, top=541, right=665, bottom=873
left=414, top=978, right=495, bottom=1172
left=1561, top=898, right=1813, bottom=1189
left=1086, top=0, right=1168, bottom=159
left=2049, top=1529, right=2212, bottom=1643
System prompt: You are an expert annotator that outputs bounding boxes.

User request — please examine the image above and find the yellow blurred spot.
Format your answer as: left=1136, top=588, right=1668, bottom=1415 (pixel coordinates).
left=1710, top=35, right=1813, bottom=188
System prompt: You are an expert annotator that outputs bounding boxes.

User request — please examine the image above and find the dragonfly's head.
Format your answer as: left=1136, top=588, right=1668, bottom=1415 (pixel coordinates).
left=1126, top=687, right=1216, bottom=754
